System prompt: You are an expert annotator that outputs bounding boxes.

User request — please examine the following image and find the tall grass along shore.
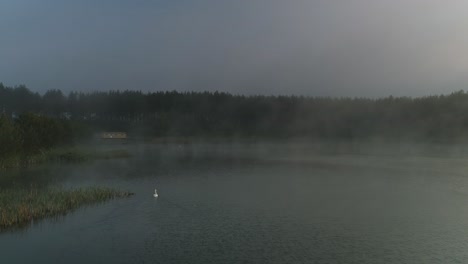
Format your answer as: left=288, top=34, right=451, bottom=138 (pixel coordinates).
left=0, top=147, right=132, bottom=170
left=0, top=187, right=134, bottom=231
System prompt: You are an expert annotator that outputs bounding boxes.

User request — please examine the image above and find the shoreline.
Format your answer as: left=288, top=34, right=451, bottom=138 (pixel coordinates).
left=0, top=187, right=134, bottom=232
left=0, top=147, right=132, bottom=170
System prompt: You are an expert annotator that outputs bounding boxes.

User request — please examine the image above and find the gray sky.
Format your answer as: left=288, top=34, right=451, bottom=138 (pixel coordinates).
left=1, top=0, right=468, bottom=97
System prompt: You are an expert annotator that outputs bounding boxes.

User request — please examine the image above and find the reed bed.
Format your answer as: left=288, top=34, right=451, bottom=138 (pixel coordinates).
left=0, top=187, right=133, bottom=231
left=0, top=148, right=132, bottom=169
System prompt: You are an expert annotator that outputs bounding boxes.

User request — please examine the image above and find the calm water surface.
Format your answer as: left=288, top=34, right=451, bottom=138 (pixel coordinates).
left=2, top=143, right=468, bottom=263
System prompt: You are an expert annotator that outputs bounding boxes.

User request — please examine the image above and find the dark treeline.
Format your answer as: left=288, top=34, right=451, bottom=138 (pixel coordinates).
left=2, top=82, right=468, bottom=141
left=0, top=113, right=73, bottom=163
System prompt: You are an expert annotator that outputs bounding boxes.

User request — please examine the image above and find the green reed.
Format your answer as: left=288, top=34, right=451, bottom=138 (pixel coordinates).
left=0, top=187, right=133, bottom=231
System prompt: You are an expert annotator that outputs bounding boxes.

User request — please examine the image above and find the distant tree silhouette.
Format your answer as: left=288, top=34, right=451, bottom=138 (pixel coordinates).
left=2, top=82, right=468, bottom=141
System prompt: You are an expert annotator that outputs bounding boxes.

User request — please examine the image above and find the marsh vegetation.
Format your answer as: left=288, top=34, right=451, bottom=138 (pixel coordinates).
left=0, top=111, right=133, bottom=232
left=0, top=187, right=133, bottom=231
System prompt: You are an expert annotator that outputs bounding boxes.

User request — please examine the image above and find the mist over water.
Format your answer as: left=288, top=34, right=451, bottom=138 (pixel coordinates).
left=2, top=0, right=468, bottom=96
left=2, top=142, right=468, bottom=263
left=3, top=0, right=468, bottom=262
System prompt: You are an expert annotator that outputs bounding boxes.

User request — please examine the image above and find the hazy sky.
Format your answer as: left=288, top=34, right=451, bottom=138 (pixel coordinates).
left=1, top=0, right=468, bottom=97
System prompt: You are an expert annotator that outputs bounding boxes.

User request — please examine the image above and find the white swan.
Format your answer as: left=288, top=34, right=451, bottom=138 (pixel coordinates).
left=153, top=189, right=159, bottom=198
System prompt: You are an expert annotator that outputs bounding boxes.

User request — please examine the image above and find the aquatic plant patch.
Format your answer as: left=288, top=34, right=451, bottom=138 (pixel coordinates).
left=0, top=187, right=133, bottom=231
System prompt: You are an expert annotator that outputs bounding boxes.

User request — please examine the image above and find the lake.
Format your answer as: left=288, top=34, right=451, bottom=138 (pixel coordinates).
left=2, top=142, right=468, bottom=263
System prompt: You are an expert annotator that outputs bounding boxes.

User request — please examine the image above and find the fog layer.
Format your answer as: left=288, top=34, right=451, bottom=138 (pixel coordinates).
left=1, top=0, right=468, bottom=96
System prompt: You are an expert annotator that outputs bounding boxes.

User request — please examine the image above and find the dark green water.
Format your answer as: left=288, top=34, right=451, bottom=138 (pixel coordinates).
left=2, top=143, right=468, bottom=263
